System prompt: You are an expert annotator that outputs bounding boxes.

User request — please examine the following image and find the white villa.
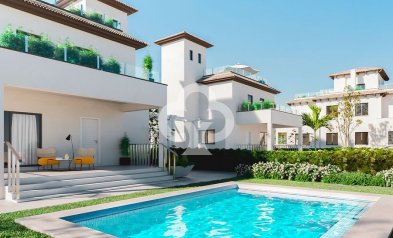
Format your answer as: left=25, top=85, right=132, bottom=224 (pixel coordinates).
left=0, top=0, right=170, bottom=201
left=276, top=68, right=393, bottom=148
left=155, top=32, right=302, bottom=151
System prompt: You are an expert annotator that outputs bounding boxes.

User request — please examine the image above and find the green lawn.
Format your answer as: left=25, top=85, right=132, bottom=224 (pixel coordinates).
left=1, top=178, right=392, bottom=238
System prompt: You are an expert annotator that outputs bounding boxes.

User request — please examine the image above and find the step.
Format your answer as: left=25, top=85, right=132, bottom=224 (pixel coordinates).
left=16, top=178, right=175, bottom=202
left=19, top=171, right=169, bottom=191
left=6, top=167, right=163, bottom=185
left=20, top=174, right=173, bottom=199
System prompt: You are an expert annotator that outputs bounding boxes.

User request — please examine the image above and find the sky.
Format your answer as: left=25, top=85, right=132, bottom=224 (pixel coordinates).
left=47, top=0, right=393, bottom=105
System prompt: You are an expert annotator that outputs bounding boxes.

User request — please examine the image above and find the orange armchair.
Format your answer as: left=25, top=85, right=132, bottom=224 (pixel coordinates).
left=37, top=148, right=58, bottom=170
left=73, top=148, right=96, bottom=169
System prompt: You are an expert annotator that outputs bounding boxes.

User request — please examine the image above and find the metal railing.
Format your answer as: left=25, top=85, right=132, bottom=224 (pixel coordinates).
left=237, top=144, right=267, bottom=151
left=273, top=144, right=302, bottom=151
left=0, top=34, right=160, bottom=82
left=294, top=88, right=334, bottom=99
left=5, top=142, right=22, bottom=200
left=129, top=143, right=178, bottom=179
left=205, top=65, right=268, bottom=85
left=238, top=103, right=301, bottom=115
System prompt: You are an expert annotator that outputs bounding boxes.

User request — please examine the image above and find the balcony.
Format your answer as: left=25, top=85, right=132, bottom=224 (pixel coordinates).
left=0, top=46, right=167, bottom=109
left=205, top=65, right=268, bottom=85
left=0, top=28, right=160, bottom=82
left=294, top=88, right=334, bottom=99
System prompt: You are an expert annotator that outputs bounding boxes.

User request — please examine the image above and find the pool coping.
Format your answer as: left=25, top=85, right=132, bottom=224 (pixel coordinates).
left=16, top=182, right=393, bottom=238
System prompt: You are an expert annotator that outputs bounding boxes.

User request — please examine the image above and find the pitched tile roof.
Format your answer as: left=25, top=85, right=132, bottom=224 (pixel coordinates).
left=0, top=0, right=147, bottom=49
left=329, top=67, right=389, bottom=81
left=198, top=71, right=281, bottom=94
left=155, top=32, right=213, bottom=48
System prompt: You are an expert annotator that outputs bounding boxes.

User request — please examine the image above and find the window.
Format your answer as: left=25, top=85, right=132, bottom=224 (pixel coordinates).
left=200, top=130, right=215, bottom=144
left=259, top=132, right=267, bottom=146
left=4, top=111, right=42, bottom=165
left=295, top=133, right=310, bottom=146
left=260, top=98, right=264, bottom=103
left=112, top=19, right=119, bottom=29
left=355, top=103, right=368, bottom=116
left=189, top=50, right=193, bottom=61
left=326, top=133, right=338, bottom=145
left=389, top=131, right=393, bottom=145
left=355, top=132, right=368, bottom=145
left=198, top=53, right=202, bottom=64
left=355, top=84, right=365, bottom=90
left=277, top=132, right=287, bottom=145
left=326, top=105, right=338, bottom=116
left=248, top=95, right=253, bottom=104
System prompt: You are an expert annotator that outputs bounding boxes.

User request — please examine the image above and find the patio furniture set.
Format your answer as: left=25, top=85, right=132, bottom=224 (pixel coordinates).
left=37, top=148, right=96, bottom=171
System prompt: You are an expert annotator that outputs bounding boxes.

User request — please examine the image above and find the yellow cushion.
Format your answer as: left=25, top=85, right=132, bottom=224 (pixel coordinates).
left=74, top=157, right=95, bottom=165
left=38, top=157, right=59, bottom=166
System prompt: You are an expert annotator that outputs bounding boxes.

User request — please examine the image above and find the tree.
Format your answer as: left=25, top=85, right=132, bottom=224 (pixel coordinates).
left=149, top=108, right=159, bottom=145
left=302, top=104, right=332, bottom=149
left=333, top=87, right=362, bottom=147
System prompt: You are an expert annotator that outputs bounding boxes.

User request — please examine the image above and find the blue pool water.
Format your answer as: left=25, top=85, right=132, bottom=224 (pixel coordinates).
left=63, top=187, right=370, bottom=238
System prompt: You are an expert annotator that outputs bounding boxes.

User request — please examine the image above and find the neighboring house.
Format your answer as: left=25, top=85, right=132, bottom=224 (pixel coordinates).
left=155, top=32, right=303, bottom=151
left=0, top=0, right=167, bottom=199
left=277, top=67, right=393, bottom=148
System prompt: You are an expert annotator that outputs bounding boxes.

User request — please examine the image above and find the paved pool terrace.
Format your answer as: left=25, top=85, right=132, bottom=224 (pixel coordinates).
left=16, top=182, right=393, bottom=238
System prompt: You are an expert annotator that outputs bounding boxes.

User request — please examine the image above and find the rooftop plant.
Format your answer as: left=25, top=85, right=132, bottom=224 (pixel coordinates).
left=102, top=57, right=121, bottom=74
left=143, top=55, right=153, bottom=81
left=0, top=26, right=25, bottom=52
left=79, top=49, right=101, bottom=69
left=67, top=6, right=83, bottom=16
left=28, top=36, right=55, bottom=58
left=54, top=40, right=81, bottom=64
left=85, top=11, right=104, bottom=25
left=252, top=101, right=262, bottom=110
left=242, top=101, right=252, bottom=111
left=262, top=100, right=275, bottom=109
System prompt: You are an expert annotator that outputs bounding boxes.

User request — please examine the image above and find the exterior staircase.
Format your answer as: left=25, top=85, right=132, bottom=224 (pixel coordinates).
left=5, top=167, right=174, bottom=202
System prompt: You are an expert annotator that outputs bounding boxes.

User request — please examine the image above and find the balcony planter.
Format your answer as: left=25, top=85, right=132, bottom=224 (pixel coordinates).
left=173, top=165, right=194, bottom=178
left=119, top=157, right=131, bottom=166
left=119, top=134, right=131, bottom=166
left=170, top=155, right=194, bottom=178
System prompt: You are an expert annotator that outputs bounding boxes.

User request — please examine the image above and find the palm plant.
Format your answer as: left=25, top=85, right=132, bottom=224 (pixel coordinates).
left=302, top=104, right=332, bottom=149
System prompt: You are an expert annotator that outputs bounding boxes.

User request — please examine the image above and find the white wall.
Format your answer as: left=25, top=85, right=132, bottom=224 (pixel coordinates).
left=4, top=87, right=150, bottom=166
left=0, top=4, right=134, bottom=66
left=0, top=48, right=167, bottom=108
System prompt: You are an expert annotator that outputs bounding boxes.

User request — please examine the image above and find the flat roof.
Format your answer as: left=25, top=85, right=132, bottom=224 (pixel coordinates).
left=155, top=32, right=214, bottom=48
left=56, top=0, right=138, bottom=15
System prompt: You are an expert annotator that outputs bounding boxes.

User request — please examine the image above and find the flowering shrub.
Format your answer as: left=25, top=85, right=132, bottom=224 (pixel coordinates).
left=377, top=168, right=393, bottom=187
left=235, top=164, right=252, bottom=177
left=251, top=162, right=340, bottom=182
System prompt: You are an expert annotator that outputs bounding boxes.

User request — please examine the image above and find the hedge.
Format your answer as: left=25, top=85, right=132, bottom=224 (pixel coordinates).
left=173, top=148, right=393, bottom=174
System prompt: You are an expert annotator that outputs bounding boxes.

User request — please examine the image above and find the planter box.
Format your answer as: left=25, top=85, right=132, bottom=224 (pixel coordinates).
left=119, top=157, right=131, bottom=166
left=171, top=165, right=194, bottom=178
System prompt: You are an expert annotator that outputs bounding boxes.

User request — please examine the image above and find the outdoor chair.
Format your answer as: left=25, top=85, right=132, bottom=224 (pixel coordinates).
left=37, top=148, right=58, bottom=170
left=73, top=148, right=96, bottom=170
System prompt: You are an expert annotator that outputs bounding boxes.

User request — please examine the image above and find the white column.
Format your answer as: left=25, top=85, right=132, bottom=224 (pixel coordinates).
left=0, top=83, right=4, bottom=199
left=266, top=123, right=274, bottom=151
left=298, top=127, right=303, bottom=151
left=158, top=107, right=167, bottom=168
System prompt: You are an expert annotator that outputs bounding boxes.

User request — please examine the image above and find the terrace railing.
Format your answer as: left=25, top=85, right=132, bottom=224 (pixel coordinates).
left=237, top=144, right=266, bottom=151
left=273, top=144, right=302, bottom=151
left=5, top=142, right=22, bottom=200
left=129, top=143, right=178, bottom=179
left=0, top=34, right=160, bottom=82
left=205, top=66, right=268, bottom=85
left=295, top=88, right=334, bottom=99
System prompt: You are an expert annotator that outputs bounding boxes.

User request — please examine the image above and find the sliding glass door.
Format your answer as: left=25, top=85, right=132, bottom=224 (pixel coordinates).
left=4, top=111, right=42, bottom=165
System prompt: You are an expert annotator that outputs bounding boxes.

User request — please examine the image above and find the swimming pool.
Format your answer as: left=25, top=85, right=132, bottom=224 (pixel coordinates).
left=63, top=185, right=371, bottom=238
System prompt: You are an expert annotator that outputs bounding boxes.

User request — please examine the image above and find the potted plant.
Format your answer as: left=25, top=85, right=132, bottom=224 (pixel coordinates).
left=119, top=134, right=131, bottom=165
left=171, top=155, right=194, bottom=178
left=143, top=55, right=154, bottom=81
